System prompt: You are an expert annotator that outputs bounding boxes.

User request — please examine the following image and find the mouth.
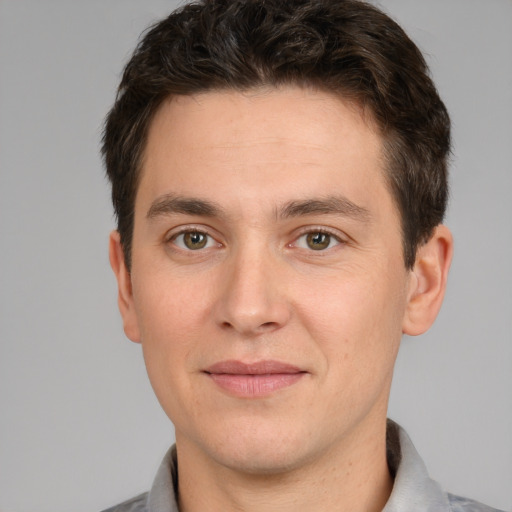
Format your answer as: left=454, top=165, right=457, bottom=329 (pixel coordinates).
left=203, top=360, right=307, bottom=398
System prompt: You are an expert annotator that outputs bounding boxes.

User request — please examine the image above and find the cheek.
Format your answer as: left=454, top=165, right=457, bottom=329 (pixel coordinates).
left=296, top=264, right=407, bottom=369
left=129, top=272, right=207, bottom=397
left=133, top=267, right=212, bottom=341
left=131, top=274, right=207, bottom=420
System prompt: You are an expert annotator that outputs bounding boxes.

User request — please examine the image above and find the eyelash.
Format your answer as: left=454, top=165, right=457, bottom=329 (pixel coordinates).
left=167, top=227, right=220, bottom=251
left=165, top=226, right=346, bottom=252
left=291, top=228, right=345, bottom=252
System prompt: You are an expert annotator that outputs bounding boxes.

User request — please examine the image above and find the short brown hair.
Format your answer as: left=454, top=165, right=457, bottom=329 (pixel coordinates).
left=102, top=0, right=450, bottom=269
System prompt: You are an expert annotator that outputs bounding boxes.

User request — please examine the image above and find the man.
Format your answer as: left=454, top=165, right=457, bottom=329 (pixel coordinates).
left=102, top=1, right=503, bottom=511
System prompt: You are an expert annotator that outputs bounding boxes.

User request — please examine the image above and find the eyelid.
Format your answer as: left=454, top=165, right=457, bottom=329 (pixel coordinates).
left=163, top=224, right=348, bottom=250
left=165, top=225, right=222, bottom=250
left=290, top=226, right=348, bottom=250
left=293, top=226, right=347, bottom=241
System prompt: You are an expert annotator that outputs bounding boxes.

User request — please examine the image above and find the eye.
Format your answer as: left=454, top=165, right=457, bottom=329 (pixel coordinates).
left=172, top=231, right=217, bottom=250
left=294, top=231, right=341, bottom=251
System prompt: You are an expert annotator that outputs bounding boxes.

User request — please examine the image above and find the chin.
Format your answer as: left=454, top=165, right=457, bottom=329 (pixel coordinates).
left=198, top=421, right=320, bottom=476
left=216, top=446, right=308, bottom=476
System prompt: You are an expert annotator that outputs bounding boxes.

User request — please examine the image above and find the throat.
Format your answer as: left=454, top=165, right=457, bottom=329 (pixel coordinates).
left=174, top=430, right=393, bottom=512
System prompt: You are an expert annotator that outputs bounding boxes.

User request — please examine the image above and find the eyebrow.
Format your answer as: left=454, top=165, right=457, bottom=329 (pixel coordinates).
left=146, top=194, right=225, bottom=219
left=146, top=194, right=371, bottom=223
left=279, top=196, right=371, bottom=222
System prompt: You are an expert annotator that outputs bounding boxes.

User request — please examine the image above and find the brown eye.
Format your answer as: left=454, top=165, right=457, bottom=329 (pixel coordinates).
left=172, top=231, right=214, bottom=250
left=306, top=232, right=331, bottom=250
left=183, top=231, right=208, bottom=250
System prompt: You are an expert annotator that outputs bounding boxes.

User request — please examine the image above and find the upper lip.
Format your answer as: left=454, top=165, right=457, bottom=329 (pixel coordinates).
left=204, top=360, right=304, bottom=375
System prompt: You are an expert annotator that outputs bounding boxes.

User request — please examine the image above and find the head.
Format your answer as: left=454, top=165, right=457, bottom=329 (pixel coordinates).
left=103, top=0, right=451, bottom=271
left=104, top=0, right=453, bottom=482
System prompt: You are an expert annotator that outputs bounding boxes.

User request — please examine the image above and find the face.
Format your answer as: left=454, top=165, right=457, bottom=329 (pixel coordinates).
left=113, top=87, right=418, bottom=474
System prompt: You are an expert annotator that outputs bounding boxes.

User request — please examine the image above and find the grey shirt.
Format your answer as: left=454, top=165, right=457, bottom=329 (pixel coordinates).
left=102, top=421, right=504, bottom=512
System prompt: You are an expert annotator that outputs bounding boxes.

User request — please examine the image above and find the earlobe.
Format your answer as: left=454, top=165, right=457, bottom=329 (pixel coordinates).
left=402, top=225, right=453, bottom=336
left=109, top=231, right=142, bottom=343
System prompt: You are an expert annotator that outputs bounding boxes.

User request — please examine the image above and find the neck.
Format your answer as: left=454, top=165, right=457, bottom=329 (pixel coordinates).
left=176, top=419, right=393, bottom=512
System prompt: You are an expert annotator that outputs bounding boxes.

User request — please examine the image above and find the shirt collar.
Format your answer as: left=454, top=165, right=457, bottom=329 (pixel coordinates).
left=148, top=445, right=179, bottom=512
left=383, top=419, right=451, bottom=511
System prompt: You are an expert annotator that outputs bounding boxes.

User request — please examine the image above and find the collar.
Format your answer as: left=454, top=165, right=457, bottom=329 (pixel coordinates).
left=383, top=420, right=451, bottom=511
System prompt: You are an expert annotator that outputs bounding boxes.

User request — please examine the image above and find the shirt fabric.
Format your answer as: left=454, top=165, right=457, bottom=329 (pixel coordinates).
left=102, top=420, right=504, bottom=512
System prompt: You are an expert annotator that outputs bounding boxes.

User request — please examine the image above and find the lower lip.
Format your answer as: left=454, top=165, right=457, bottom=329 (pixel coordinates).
left=207, top=373, right=305, bottom=397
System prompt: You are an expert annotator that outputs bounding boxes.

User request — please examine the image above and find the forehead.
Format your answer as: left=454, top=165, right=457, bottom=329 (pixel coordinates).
left=137, top=86, right=391, bottom=219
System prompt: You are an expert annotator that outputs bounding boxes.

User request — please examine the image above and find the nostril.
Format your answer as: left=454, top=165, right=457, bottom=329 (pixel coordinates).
left=220, top=320, right=279, bottom=333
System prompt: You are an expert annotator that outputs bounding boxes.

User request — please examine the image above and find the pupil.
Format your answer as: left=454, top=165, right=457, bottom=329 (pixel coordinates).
left=307, top=232, right=330, bottom=250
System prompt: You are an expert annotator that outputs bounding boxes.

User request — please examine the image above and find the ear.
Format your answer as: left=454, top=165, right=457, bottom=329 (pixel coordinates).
left=402, top=225, right=453, bottom=336
left=109, top=231, right=141, bottom=343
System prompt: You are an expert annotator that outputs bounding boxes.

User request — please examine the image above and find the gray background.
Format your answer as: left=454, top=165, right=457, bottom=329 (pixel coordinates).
left=0, top=1, right=510, bottom=511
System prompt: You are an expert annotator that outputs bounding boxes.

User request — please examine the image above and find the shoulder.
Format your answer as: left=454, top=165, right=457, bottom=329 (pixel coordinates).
left=447, top=493, right=506, bottom=512
left=100, top=492, right=149, bottom=512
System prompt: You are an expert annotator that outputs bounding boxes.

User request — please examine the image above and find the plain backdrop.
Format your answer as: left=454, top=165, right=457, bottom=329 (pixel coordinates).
left=0, top=1, right=511, bottom=511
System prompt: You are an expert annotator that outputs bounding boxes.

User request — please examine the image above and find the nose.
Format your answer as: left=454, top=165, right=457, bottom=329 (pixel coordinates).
left=214, top=247, right=291, bottom=336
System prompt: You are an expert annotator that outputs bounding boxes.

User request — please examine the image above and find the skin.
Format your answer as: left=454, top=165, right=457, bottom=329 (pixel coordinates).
left=110, top=87, right=453, bottom=512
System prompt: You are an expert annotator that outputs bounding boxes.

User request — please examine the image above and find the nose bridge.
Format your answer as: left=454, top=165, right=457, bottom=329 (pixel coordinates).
left=216, top=237, right=290, bottom=335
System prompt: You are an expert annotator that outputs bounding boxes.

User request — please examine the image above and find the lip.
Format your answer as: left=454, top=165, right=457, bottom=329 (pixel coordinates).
left=204, top=360, right=306, bottom=398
